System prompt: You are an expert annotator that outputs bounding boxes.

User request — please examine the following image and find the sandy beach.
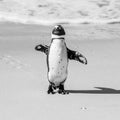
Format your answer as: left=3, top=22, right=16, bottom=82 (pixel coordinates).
left=0, top=22, right=120, bottom=120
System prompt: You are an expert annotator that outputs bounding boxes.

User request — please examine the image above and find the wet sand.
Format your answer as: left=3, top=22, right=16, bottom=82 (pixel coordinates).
left=0, top=22, right=120, bottom=120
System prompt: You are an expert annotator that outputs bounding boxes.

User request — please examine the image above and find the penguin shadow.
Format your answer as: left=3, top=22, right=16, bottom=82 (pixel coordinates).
left=66, top=87, right=120, bottom=94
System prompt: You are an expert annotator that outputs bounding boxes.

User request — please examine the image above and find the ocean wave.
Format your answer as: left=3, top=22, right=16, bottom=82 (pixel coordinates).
left=0, top=0, right=120, bottom=25
left=0, top=13, right=120, bottom=25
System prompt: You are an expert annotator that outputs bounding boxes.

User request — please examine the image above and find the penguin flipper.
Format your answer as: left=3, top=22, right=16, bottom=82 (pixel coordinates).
left=75, top=52, right=87, bottom=65
left=67, top=48, right=87, bottom=65
left=35, top=44, right=49, bottom=55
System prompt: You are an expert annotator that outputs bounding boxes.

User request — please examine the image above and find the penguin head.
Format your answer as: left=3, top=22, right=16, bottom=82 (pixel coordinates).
left=51, top=25, right=66, bottom=39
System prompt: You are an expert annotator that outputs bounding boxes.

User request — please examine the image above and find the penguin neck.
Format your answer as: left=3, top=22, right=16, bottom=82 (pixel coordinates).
left=51, top=38, right=65, bottom=43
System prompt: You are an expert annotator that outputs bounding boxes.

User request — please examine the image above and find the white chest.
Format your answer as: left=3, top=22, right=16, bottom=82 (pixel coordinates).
left=48, top=39, right=68, bottom=85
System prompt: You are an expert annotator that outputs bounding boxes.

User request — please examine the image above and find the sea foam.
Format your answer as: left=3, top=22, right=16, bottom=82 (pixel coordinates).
left=0, top=14, right=120, bottom=25
left=0, top=0, right=120, bottom=25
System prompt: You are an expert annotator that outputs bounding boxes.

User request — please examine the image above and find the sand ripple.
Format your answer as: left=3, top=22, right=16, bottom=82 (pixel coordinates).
left=0, top=54, right=30, bottom=70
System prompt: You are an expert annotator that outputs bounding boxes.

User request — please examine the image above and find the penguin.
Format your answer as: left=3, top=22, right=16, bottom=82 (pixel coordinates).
left=35, top=25, right=87, bottom=94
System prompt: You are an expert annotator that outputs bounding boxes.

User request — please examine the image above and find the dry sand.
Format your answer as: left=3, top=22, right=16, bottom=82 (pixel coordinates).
left=0, top=22, right=120, bottom=120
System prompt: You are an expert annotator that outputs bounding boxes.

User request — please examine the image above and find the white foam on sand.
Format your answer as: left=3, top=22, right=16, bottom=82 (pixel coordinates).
left=1, top=13, right=120, bottom=25
left=0, top=0, right=120, bottom=25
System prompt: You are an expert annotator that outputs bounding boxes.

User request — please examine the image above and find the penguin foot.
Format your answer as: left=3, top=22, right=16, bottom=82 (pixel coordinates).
left=58, top=90, right=69, bottom=95
left=47, top=90, right=55, bottom=94
left=47, top=84, right=55, bottom=94
left=58, top=84, right=69, bottom=95
left=47, top=84, right=69, bottom=95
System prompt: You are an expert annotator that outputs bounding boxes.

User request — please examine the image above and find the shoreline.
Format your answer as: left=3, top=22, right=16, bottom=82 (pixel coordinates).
left=1, top=21, right=120, bottom=41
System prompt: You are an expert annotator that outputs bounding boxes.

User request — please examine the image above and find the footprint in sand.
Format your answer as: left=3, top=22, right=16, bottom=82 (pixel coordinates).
left=80, top=107, right=87, bottom=110
left=0, top=54, right=31, bottom=70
